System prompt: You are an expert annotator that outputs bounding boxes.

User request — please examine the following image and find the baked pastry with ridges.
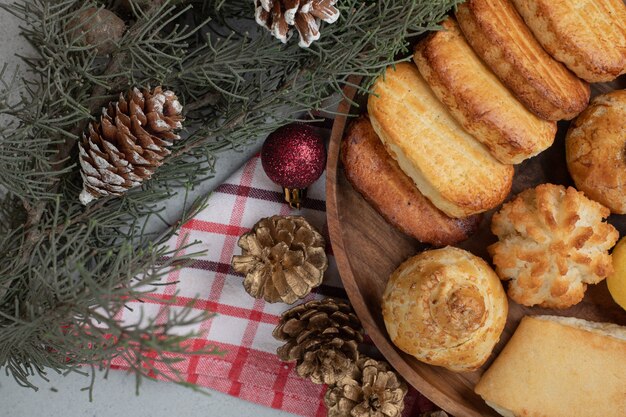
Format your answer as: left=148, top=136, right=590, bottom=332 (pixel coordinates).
left=511, top=0, right=626, bottom=82
left=489, top=184, right=619, bottom=309
left=367, top=62, right=513, bottom=218
left=382, top=247, right=508, bottom=372
left=414, top=18, right=556, bottom=164
left=341, top=116, right=481, bottom=246
left=456, top=0, right=590, bottom=121
left=476, top=315, right=626, bottom=417
left=566, top=90, right=626, bottom=214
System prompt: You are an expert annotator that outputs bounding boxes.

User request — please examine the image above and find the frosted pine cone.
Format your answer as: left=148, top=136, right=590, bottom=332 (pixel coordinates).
left=254, top=0, right=340, bottom=48
left=78, top=87, right=183, bottom=205
left=489, top=184, right=619, bottom=308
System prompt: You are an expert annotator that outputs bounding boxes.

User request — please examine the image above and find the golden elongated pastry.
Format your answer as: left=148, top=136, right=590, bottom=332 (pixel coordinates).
left=414, top=18, right=556, bottom=164
left=511, top=0, right=626, bottom=82
left=382, top=247, right=508, bottom=372
left=368, top=63, right=513, bottom=218
left=341, top=116, right=481, bottom=246
left=476, top=315, right=626, bottom=417
left=456, top=0, right=590, bottom=120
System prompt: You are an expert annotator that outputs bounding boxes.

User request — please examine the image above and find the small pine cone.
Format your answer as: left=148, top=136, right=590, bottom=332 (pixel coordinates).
left=254, top=0, right=340, bottom=48
left=324, top=357, right=408, bottom=417
left=232, top=216, right=328, bottom=304
left=66, top=8, right=125, bottom=55
left=273, top=298, right=364, bottom=385
left=78, top=87, right=183, bottom=205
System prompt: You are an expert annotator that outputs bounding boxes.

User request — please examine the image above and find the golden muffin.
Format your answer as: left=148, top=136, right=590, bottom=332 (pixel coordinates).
left=566, top=90, right=626, bottom=214
left=368, top=62, right=514, bottom=218
left=382, top=247, right=508, bottom=372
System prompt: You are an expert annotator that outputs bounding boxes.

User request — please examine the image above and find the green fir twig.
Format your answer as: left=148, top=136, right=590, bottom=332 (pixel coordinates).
left=0, top=0, right=462, bottom=394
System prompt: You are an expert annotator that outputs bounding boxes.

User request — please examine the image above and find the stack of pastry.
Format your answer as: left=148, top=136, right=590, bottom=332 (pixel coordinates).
left=343, top=0, right=626, bottom=251
left=341, top=117, right=481, bottom=246
left=455, top=0, right=590, bottom=120
left=345, top=0, right=626, bottom=404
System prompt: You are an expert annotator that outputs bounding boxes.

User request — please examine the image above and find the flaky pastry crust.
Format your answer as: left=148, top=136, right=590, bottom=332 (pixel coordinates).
left=413, top=18, right=556, bottom=164
left=456, top=0, right=590, bottom=121
left=382, top=247, right=508, bottom=372
left=566, top=90, right=626, bottom=214
left=489, top=184, right=618, bottom=309
left=367, top=62, right=513, bottom=218
left=341, top=116, right=481, bottom=246
left=511, top=0, right=626, bottom=82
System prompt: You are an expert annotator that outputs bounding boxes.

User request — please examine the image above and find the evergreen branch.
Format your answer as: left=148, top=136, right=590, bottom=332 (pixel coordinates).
left=0, top=0, right=462, bottom=394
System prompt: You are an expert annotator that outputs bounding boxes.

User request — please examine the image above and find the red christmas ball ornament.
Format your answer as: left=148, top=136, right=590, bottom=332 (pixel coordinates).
left=261, top=123, right=326, bottom=209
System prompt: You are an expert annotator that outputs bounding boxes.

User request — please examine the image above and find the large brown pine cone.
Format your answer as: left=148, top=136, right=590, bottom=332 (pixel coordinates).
left=273, top=298, right=364, bottom=385
left=254, top=0, right=340, bottom=48
left=324, top=357, right=408, bottom=417
left=78, top=87, right=183, bottom=205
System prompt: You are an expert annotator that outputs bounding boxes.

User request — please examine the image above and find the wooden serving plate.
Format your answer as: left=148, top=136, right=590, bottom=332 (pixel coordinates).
left=326, top=76, right=626, bottom=416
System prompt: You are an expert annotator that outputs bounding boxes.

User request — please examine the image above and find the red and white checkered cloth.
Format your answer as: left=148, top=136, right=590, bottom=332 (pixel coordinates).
left=110, top=154, right=439, bottom=416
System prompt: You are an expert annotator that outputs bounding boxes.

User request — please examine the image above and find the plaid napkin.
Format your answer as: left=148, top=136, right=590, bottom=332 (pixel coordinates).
left=110, top=154, right=439, bottom=416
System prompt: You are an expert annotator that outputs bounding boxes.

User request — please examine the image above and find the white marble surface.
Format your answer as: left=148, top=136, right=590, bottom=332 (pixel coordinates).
left=0, top=2, right=294, bottom=416
left=0, top=371, right=297, bottom=417
left=0, top=147, right=296, bottom=417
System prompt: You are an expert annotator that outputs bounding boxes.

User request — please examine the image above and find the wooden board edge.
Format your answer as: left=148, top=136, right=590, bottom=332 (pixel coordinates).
left=325, top=78, right=487, bottom=417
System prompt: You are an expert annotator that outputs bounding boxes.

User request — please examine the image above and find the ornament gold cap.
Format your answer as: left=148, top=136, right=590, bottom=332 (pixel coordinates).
left=284, top=187, right=306, bottom=209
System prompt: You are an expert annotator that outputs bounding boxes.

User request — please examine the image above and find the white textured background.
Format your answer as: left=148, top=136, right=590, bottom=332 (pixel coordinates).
left=0, top=2, right=293, bottom=416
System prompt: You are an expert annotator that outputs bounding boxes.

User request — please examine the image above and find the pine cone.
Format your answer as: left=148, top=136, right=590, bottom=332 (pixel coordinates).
left=324, top=357, right=408, bottom=417
left=273, top=298, right=363, bottom=385
left=254, top=0, right=341, bottom=48
left=66, top=8, right=126, bottom=55
left=78, top=87, right=184, bottom=205
left=232, top=216, right=328, bottom=304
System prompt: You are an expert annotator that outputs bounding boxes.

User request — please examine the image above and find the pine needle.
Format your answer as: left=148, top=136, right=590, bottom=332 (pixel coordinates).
left=0, top=0, right=461, bottom=394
